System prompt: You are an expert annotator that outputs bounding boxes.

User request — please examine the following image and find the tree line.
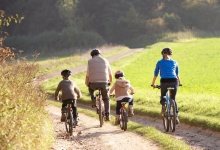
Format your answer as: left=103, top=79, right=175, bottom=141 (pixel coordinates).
left=1, top=0, right=220, bottom=55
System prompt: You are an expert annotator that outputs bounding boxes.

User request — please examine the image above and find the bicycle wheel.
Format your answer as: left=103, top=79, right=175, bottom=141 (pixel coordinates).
left=98, top=99, right=104, bottom=127
left=122, top=111, right=128, bottom=131
left=65, top=110, right=73, bottom=136
left=169, top=99, right=176, bottom=132
left=120, top=110, right=128, bottom=131
left=162, top=106, right=169, bottom=132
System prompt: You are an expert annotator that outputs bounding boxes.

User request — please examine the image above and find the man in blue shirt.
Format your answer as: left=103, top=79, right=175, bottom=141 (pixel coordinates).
left=151, top=47, right=181, bottom=124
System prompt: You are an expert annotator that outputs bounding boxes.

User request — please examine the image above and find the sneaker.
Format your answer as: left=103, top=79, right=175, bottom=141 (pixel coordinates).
left=61, top=113, right=66, bottom=122
left=161, top=105, right=166, bottom=115
left=74, top=118, right=78, bottom=126
left=128, top=112, right=134, bottom=117
left=176, top=117, right=180, bottom=125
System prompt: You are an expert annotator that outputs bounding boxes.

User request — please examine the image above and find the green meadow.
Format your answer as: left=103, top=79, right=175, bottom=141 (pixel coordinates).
left=41, top=37, right=220, bottom=132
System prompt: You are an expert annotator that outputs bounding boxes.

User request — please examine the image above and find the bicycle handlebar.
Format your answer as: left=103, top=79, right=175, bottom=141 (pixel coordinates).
left=151, top=84, right=182, bottom=89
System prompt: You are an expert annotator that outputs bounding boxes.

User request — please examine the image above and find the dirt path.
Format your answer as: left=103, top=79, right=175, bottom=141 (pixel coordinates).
left=38, top=48, right=220, bottom=150
left=46, top=105, right=159, bottom=150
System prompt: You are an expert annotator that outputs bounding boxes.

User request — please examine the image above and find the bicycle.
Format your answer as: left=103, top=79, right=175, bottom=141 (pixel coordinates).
left=110, top=94, right=128, bottom=131
left=119, top=102, right=128, bottom=131
left=95, top=88, right=105, bottom=127
left=63, top=100, right=77, bottom=136
left=153, top=85, right=181, bottom=132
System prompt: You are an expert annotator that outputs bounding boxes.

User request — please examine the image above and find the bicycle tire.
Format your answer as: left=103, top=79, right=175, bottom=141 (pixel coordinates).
left=65, top=110, right=73, bottom=136
left=169, top=99, right=176, bottom=132
left=73, top=118, right=76, bottom=128
left=120, top=110, right=128, bottom=131
left=98, top=98, right=104, bottom=127
left=119, top=113, right=124, bottom=130
left=122, top=111, right=128, bottom=131
left=162, top=106, right=169, bottom=132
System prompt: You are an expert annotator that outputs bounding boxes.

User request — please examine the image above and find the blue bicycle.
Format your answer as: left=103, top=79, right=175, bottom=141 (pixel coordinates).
left=154, top=85, right=181, bottom=132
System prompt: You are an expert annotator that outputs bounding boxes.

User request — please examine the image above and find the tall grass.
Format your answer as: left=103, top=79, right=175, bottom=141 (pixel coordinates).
left=0, top=60, right=54, bottom=149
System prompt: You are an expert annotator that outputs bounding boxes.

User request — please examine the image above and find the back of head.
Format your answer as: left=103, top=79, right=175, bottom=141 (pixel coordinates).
left=161, top=47, right=172, bottom=55
left=90, top=48, right=101, bottom=57
left=61, top=69, right=71, bottom=77
left=115, top=70, right=125, bottom=79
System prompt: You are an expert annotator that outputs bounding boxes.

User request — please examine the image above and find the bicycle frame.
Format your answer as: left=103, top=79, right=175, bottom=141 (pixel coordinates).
left=153, top=85, right=176, bottom=132
left=166, top=87, right=174, bottom=118
left=120, top=102, right=128, bottom=131
left=96, top=88, right=105, bottom=127
left=64, top=100, right=78, bottom=136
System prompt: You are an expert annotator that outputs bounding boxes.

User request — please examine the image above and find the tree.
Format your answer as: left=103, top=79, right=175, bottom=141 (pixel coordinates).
left=56, top=0, right=80, bottom=29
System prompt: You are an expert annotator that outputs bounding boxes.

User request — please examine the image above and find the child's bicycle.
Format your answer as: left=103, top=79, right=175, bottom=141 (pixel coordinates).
left=119, top=102, right=128, bottom=131
left=110, top=94, right=128, bottom=131
left=64, top=100, right=77, bottom=136
left=95, top=88, right=105, bottom=127
left=153, top=85, right=181, bottom=132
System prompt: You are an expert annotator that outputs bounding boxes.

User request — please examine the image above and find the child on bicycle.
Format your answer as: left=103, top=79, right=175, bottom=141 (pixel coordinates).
left=110, top=70, right=135, bottom=125
left=54, top=69, right=82, bottom=124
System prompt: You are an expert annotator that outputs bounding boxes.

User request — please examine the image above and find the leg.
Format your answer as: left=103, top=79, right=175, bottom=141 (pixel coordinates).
left=160, top=83, right=168, bottom=106
left=115, top=101, right=121, bottom=125
left=160, top=83, right=168, bottom=115
left=169, top=82, right=179, bottom=115
left=88, top=84, right=96, bottom=107
left=100, top=83, right=110, bottom=120
left=127, top=98, right=134, bottom=117
left=72, top=100, right=77, bottom=119
left=61, top=102, right=67, bottom=122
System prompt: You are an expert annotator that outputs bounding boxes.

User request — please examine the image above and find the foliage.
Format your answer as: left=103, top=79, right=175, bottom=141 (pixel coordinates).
left=56, top=0, right=80, bottom=29
left=4, top=28, right=106, bottom=57
left=3, top=0, right=220, bottom=50
left=0, top=60, right=54, bottom=149
left=0, top=10, right=53, bottom=149
left=0, top=10, right=24, bottom=27
left=163, top=13, right=184, bottom=31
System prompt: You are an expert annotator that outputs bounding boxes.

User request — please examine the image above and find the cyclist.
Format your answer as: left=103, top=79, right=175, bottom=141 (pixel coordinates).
left=55, top=69, right=82, bottom=124
left=151, top=47, right=181, bottom=124
left=110, top=70, right=135, bottom=125
left=85, top=48, right=113, bottom=121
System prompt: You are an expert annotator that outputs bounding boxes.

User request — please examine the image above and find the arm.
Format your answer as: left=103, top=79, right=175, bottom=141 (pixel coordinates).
left=75, top=87, right=82, bottom=99
left=129, top=85, right=135, bottom=95
left=85, top=75, right=89, bottom=87
left=151, top=76, right=158, bottom=88
left=109, top=74, right=113, bottom=84
left=151, top=62, right=159, bottom=88
left=177, top=75, right=181, bottom=85
left=109, top=83, right=115, bottom=94
left=54, top=83, right=61, bottom=101
left=108, top=63, right=113, bottom=84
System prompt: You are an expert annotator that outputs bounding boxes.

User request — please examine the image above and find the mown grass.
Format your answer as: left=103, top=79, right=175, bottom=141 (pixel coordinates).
left=41, top=37, right=220, bottom=132
left=40, top=37, right=220, bottom=149
left=35, top=45, right=129, bottom=76
left=47, top=100, right=191, bottom=150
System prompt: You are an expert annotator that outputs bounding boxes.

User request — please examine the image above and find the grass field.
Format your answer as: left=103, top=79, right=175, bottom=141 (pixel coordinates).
left=41, top=37, right=220, bottom=131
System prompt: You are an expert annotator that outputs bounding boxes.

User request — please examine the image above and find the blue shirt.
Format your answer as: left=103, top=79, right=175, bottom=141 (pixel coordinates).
left=154, top=58, right=179, bottom=79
